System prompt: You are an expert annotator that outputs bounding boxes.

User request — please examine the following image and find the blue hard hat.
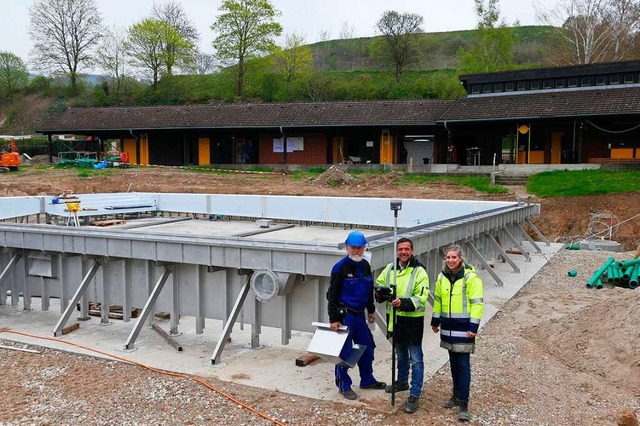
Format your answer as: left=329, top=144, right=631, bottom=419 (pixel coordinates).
left=345, top=231, right=367, bottom=247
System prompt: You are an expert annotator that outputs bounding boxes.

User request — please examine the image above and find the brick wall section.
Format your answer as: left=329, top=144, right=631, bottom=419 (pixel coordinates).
left=259, top=132, right=328, bottom=164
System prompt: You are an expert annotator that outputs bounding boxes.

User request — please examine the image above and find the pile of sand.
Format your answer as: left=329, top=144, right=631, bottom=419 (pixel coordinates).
left=313, top=165, right=354, bottom=186
left=530, top=287, right=640, bottom=394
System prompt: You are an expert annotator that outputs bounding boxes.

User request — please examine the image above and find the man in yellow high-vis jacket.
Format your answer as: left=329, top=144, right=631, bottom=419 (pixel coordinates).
left=375, top=237, right=429, bottom=414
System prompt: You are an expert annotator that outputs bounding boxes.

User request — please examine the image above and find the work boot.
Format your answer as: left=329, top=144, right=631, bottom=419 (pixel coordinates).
left=384, top=382, right=409, bottom=393
left=340, top=389, right=357, bottom=400
left=458, top=400, right=471, bottom=422
left=443, top=395, right=461, bottom=409
left=403, top=395, right=420, bottom=414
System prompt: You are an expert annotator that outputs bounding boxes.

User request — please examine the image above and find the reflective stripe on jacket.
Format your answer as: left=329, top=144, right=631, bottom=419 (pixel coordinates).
left=430, top=264, right=484, bottom=353
left=375, top=258, right=429, bottom=332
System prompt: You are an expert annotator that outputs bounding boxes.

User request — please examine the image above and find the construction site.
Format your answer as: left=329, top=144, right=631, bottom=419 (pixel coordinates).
left=0, top=166, right=639, bottom=425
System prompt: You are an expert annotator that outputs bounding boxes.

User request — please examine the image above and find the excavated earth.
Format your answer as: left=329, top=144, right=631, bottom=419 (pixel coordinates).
left=0, top=166, right=639, bottom=425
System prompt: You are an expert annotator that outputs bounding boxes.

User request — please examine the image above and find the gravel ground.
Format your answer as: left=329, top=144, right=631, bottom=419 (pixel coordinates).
left=1, top=249, right=639, bottom=425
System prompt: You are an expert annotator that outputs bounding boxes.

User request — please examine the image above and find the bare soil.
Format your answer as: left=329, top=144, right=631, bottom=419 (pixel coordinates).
left=1, top=166, right=639, bottom=425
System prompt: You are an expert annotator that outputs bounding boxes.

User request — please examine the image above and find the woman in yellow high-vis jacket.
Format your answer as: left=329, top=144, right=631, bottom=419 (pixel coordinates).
left=431, top=244, right=483, bottom=422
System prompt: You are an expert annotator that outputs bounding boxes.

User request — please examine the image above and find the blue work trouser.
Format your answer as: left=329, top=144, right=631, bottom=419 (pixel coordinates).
left=448, top=351, right=471, bottom=402
left=335, top=311, right=377, bottom=392
left=395, top=342, right=424, bottom=398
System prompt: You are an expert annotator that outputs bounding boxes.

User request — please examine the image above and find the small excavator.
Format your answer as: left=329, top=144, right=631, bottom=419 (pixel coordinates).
left=0, top=139, right=20, bottom=172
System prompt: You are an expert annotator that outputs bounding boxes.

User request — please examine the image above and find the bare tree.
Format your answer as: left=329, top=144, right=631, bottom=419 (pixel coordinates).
left=375, top=10, right=424, bottom=84
left=190, top=51, right=218, bottom=75
left=96, top=25, right=128, bottom=95
left=536, top=0, right=640, bottom=64
left=339, top=21, right=355, bottom=39
left=151, top=1, right=199, bottom=74
left=318, top=30, right=331, bottom=42
left=28, top=0, right=103, bottom=92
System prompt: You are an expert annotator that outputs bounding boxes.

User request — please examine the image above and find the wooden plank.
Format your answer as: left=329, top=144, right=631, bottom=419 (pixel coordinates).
left=62, top=322, right=80, bottom=335
left=0, top=344, right=41, bottom=354
left=90, top=219, right=127, bottom=227
left=295, top=353, right=320, bottom=367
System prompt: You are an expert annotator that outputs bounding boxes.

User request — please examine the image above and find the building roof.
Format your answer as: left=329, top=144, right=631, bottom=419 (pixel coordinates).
left=37, top=100, right=455, bottom=133
left=439, top=85, right=640, bottom=122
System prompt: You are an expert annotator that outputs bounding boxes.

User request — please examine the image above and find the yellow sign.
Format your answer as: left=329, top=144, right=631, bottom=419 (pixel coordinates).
left=518, top=124, right=529, bottom=134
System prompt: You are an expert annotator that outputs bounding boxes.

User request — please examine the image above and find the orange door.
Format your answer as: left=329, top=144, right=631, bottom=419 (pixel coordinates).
left=380, top=130, right=393, bottom=164
left=551, top=132, right=562, bottom=164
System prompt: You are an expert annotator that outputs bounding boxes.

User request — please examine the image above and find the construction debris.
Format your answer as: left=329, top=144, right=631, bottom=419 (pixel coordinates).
left=586, top=257, right=640, bottom=289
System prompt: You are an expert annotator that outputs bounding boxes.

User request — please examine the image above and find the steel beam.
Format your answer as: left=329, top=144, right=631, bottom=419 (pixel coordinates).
left=53, top=259, right=101, bottom=336
left=503, top=227, right=531, bottom=262
left=125, top=266, right=172, bottom=350
left=0, top=252, right=21, bottom=306
left=212, top=276, right=251, bottom=364
left=526, top=219, right=550, bottom=246
left=483, top=232, right=520, bottom=273
left=517, top=222, right=542, bottom=254
left=22, top=250, right=31, bottom=311
left=195, top=265, right=205, bottom=334
left=465, top=240, right=504, bottom=287
left=101, top=261, right=110, bottom=324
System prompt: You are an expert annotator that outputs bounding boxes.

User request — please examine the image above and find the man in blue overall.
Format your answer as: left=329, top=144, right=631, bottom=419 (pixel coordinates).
left=328, top=231, right=386, bottom=400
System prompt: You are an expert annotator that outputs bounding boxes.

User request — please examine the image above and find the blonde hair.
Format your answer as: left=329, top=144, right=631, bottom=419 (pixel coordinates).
left=443, top=244, right=464, bottom=269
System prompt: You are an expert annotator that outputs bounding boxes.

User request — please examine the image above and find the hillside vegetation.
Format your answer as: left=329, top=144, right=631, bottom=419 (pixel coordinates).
left=1, top=26, right=564, bottom=135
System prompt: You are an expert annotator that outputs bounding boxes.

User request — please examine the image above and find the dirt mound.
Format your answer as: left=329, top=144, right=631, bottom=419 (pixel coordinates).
left=313, top=165, right=354, bottom=186
left=529, top=286, right=640, bottom=394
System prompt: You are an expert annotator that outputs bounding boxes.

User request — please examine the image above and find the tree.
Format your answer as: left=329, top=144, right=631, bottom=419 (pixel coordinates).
left=275, top=33, right=314, bottom=86
left=339, top=21, right=355, bottom=39
left=211, top=0, right=283, bottom=98
left=151, top=1, right=199, bottom=74
left=28, top=0, right=103, bottom=92
left=190, top=51, right=218, bottom=75
left=0, top=51, right=29, bottom=100
left=457, top=0, right=516, bottom=73
left=96, top=25, right=128, bottom=95
left=537, top=0, right=640, bottom=64
left=375, top=10, right=424, bottom=84
left=126, top=18, right=192, bottom=89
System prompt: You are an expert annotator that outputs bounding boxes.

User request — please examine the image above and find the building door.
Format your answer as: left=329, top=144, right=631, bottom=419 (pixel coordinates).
left=380, top=129, right=393, bottom=164
left=551, top=132, right=562, bottom=164
left=332, top=137, right=345, bottom=163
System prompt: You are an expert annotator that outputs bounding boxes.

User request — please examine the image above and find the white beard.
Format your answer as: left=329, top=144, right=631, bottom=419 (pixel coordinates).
left=349, top=254, right=363, bottom=262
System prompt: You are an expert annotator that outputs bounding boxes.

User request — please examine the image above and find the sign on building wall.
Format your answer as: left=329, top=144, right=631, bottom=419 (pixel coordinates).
left=273, top=137, right=304, bottom=152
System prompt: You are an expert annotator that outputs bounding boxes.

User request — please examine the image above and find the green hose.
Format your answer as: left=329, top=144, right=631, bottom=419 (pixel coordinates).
left=629, top=264, right=640, bottom=289
left=618, top=258, right=640, bottom=269
left=588, top=257, right=615, bottom=288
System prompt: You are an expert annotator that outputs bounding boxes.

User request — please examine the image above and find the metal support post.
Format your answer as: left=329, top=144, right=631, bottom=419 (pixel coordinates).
left=22, top=250, right=31, bottom=311
left=483, top=233, right=520, bottom=273
left=465, top=241, right=504, bottom=287
left=251, top=286, right=261, bottom=348
left=212, top=276, right=251, bottom=364
left=101, top=260, right=110, bottom=324
left=53, top=259, right=101, bottom=336
left=281, top=293, right=291, bottom=345
left=125, top=266, right=172, bottom=350
left=0, top=252, right=21, bottom=306
left=195, top=265, right=205, bottom=334
left=122, top=259, right=132, bottom=322
left=517, top=223, right=543, bottom=254
left=525, top=219, right=550, bottom=246
left=170, top=267, right=179, bottom=335
left=503, top=227, right=531, bottom=262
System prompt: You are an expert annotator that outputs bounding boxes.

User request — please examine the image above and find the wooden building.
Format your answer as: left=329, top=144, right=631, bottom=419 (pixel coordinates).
left=38, top=61, right=640, bottom=167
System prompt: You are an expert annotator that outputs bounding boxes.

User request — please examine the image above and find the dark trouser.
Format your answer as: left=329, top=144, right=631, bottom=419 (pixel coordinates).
left=448, top=351, right=471, bottom=401
left=335, top=311, right=377, bottom=392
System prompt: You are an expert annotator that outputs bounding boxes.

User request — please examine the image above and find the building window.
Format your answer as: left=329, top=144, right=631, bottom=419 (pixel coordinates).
left=505, top=82, right=515, bottom=91
left=517, top=81, right=527, bottom=91
left=471, top=84, right=480, bottom=94
left=555, top=79, right=566, bottom=88
left=542, top=80, right=552, bottom=89
left=596, top=75, right=606, bottom=85
left=624, top=73, right=635, bottom=83
left=568, top=77, right=578, bottom=87
left=581, top=76, right=592, bottom=86
left=530, top=80, right=540, bottom=90
left=494, top=83, right=503, bottom=92
left=483, top=84, right=492, bottom=93
left=609, top=74, right=620, bottom=84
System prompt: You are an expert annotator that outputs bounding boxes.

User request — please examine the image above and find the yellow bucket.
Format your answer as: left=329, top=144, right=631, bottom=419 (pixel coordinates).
left=66, top=202, right=80, bottom=212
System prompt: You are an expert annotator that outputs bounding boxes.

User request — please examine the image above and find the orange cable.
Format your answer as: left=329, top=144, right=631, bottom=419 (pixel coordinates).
left=0, top=328, right=286, bottom=426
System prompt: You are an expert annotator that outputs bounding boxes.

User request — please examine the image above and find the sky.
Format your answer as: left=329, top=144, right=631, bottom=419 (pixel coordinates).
left=1, top=0, right=560, bottom=72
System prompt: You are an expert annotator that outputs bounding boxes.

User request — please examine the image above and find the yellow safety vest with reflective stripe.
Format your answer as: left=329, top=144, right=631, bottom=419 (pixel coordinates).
left=375, top=261, right=429, bottom=332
